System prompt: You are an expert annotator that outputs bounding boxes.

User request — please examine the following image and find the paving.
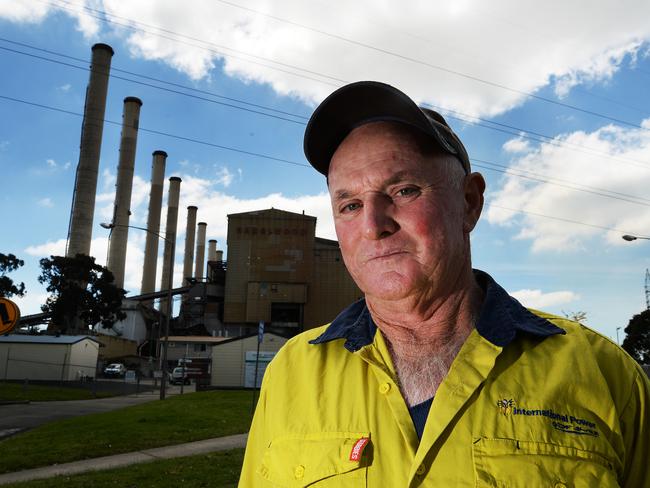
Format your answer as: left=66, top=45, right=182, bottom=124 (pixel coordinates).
left=0, top=382, right=193, bottom=439
left=0, top=433, right=248, bottom=485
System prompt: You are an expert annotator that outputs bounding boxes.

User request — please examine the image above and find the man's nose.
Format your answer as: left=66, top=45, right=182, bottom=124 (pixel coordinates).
left=362, top=194, right=398, bottom=240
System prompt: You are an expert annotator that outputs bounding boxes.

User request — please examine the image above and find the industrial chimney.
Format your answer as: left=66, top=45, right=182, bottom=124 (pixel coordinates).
left=182, top=206, right=198, bottom=286
left=208, top=239, right=217, bottom=262
left=66, top=43, right=114, bottom=258
left=106, top=97, right=142, bottom=289
left=194, top=222, right=207, bottom=279
left=141, top=150, right=167, bottom=296
left=159, top=177, right=181, bottom=315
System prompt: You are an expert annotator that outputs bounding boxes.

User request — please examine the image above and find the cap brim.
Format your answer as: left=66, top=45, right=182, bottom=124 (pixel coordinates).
left=304, top=82, right=437, bottom=176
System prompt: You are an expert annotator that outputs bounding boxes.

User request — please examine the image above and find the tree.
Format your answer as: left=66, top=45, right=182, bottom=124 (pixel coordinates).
left=562, top=310, right=587, bottom=323
left=38, top=254, right=126, bottom=334
left=621, top=308, right=650, bottom=365
left=0, top=253, right=26, bottom=298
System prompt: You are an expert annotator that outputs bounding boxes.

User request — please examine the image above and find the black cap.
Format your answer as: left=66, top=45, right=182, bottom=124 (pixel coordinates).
left=304, top=81, right=471, bottom=176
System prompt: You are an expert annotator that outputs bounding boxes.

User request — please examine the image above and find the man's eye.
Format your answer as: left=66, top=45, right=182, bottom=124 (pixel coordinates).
left=397, top=187, right=419, bottom=197
left=341, top=202, right=361, bottom=213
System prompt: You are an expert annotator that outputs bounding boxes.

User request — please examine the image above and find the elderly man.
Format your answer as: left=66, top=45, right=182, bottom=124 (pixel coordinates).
left=239, top=81, right=649, bottom=487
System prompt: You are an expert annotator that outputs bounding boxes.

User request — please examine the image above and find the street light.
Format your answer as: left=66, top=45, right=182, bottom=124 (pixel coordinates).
left=616, top=326, right=622, bottom=345
left=622, top=234, right=650, bottom=242
left=100, top=222, right=175, bottom=400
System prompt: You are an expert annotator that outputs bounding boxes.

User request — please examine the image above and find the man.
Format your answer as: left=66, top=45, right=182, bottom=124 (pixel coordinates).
left=239, top=81, right=649, bottom=487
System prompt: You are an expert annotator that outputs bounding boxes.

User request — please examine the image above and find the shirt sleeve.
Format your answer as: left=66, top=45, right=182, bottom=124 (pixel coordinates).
left=238, top=366, right=271, bottom=487
left=619, top=367, right=650, bottom=488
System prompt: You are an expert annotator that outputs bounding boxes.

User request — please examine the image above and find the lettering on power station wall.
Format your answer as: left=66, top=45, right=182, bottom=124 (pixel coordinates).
left=236, top=226, right=307, bottom=236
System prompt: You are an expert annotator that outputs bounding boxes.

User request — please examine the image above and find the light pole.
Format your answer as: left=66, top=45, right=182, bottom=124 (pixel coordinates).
left=616, top=326, right=621, bottom=345
left=100, top=222, right=175, bottom=400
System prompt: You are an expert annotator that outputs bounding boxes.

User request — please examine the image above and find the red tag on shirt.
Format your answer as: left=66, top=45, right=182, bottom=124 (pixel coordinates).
left=349, top=437, right=369, bottom=461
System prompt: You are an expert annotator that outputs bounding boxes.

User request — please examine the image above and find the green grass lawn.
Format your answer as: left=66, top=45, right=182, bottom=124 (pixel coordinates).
left=0, top=390, right=253, bottom=474
left=3, top=449, right=244, bottom=488
left=0, top=383, right=114, bottom=402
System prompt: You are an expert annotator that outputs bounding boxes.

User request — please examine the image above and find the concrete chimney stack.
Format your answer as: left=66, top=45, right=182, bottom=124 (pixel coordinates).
left=194, top=222, right=207, bottom=279
left=106, top=97, right=142, bottom=289
left=140, top=150, right=167, bottom=295
left=67, top=43, right=114, bottom=258
left=159, top=177, right=181, bottom=315
left=208, top=239, right=217, bottom=262
left=216, top=250, right=223, bottom=262
left=182, top=206, right=198, bottom=286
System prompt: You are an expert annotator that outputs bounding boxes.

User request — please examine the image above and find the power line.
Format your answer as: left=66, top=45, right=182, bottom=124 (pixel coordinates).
left=5, top=37, right=650, bottom=176
left=43, top=0, right=648, bottom=131
left=2, top=93, right=649, bottom=226
left=214, top=0, right=649, bottom=131
left=0, top=94, right=310, bottom=168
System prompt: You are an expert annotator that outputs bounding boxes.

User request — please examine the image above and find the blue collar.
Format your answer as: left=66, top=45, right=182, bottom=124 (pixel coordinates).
left=309, top=269, right=565, bottom=352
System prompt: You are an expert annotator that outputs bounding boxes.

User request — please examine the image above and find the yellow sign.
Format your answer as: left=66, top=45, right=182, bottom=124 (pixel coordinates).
left=0, top=298, right=20, bottom=335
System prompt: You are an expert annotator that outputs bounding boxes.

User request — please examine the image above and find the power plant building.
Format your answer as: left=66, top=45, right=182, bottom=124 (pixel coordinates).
left=222, top=208, right=361, bottom=336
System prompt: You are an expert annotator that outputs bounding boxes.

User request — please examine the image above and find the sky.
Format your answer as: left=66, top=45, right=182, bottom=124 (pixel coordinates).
left=1, top=0, right=650, bottom=342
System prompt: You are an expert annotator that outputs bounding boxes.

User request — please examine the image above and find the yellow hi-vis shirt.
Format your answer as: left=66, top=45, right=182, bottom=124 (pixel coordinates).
left=240, top=271, right=650, bottom=487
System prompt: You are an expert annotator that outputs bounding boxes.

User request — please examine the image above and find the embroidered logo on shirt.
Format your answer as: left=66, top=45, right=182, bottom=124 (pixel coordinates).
left=511, top=407, right=599, bottom=437
left=496, top=398, right=515, bottom=415
left=349, top=438, right=370, bottom=462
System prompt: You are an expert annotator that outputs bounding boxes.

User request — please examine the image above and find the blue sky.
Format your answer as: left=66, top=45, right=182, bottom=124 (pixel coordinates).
left=1, top=0, right=649, bottom=342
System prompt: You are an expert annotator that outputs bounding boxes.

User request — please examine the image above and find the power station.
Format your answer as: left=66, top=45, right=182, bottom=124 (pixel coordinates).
left=17, top=42, right=361, bottom=373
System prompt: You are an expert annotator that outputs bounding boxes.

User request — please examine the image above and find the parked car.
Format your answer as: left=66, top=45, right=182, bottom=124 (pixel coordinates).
left=104, top=363, right=126, bottom=377
left=169, top=367, right=191, bottom=385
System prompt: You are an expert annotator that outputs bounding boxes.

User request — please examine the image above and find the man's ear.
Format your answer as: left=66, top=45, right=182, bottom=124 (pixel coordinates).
left=463, top=172, right=485, bottom=233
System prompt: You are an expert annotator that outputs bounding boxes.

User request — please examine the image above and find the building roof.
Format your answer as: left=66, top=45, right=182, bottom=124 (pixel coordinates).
left=227, top=208, right=316, bottom=220
left=161, top=335, right=229, bottom=344
left=0, top=334, right=101, bottom=345
left=211, top=332, right=289, bottom=347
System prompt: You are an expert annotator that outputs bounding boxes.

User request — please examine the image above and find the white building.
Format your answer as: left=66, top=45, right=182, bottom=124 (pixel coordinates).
left=211, top=332, right=288, bottom=388
left=0, top=335, right=100, bottom=381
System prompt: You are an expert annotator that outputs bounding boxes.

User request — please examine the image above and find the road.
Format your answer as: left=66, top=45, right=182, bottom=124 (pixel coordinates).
left=0, top=381, right=195, bottom=439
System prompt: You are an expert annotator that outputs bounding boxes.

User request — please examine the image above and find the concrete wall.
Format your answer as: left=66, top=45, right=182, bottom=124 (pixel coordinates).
left=210, top=333, right=287, bottom=387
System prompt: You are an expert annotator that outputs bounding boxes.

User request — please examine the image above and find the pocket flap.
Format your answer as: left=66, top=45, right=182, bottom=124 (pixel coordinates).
left=259, top=432, right=370, bottom=487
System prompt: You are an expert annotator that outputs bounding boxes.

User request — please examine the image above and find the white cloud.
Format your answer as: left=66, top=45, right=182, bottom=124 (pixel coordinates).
left=46, top=158, right=57, bottom=168
left=502, top=135, right=531, bottom=154
left=3, top=0, right=649, bottom=117
left=24, top=239, right=67, bottom=257
left=215, top=167, right=234, bottom=187
left=510, top=289, right=579, bottom=309
left=37, top=197, right=54, bottom=208
left=59, top=83, right=72, bottom=92
left=486, top=118, right=650, bottom=252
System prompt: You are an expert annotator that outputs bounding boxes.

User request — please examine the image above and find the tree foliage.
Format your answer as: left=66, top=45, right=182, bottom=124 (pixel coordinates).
left=0, top=253, right=26, bottom=298
left=38, top=254, right=126, bottom=334
left=622, top=308, right=650, bottom=365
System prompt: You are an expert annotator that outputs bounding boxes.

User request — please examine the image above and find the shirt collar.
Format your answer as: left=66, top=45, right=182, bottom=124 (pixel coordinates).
left=309, top=269, right=565, bottom=351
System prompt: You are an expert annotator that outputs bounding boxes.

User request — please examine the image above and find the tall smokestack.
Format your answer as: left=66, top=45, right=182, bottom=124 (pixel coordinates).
left=141, top=150, right=167, bottom=295
left=182, top=206, right=198, bottom=286
left=67, top=43, right=114, bottom=258
left=159, top=177, right=181, bottom=315
left=208, top=239, right=217, bottom=262
left=106, top=97, right=142, bottom=289
left=194, top=222, right=207, bottom=279
left=216, top=250, right=223, bottom=262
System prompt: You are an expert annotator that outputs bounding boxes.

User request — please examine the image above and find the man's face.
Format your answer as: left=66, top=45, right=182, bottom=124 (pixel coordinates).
left=328, top=122, right=483, bottom=305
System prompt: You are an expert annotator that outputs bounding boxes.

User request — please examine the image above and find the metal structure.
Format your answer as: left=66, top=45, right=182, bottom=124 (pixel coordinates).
left=182, top=206, right=198, bottom=286
left=67, top=43, right=114, bottom=258
left=106, top=97, right=143, bottom=288
left=646, top=269, right=649, bottom=310
left=141, top=150, right=168, bottom=295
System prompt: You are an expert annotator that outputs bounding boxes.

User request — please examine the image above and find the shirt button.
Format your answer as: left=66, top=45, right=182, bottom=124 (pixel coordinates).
left=294, top=465, right=305, bottom=479
left=379, top=383, right=391, bottom=394
left=554, top=483, right=567, bottom=488
left=416, top=464, right=426, bottom=475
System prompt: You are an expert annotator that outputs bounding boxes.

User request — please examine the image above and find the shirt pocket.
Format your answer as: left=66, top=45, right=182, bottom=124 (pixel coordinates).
left=258, top=431, right=370, bottom=487
left=473, top=437, right=619, bottom=488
